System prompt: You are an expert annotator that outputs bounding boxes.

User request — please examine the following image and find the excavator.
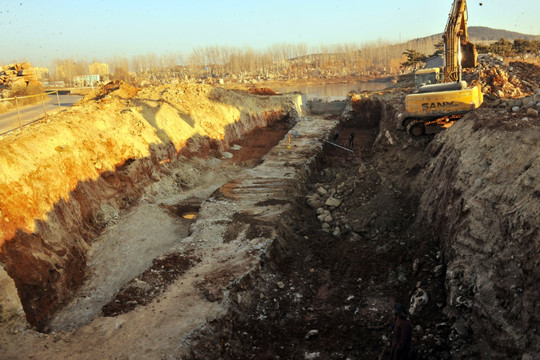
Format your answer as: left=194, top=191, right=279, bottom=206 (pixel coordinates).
left=402, top=0, right=483, bottom=136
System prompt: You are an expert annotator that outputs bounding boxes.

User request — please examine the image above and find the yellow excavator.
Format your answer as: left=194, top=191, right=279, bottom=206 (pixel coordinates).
left=402, top=0, right=483, bottom=136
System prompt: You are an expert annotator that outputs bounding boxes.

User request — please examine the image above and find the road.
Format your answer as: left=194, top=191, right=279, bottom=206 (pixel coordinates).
left=0, top=93, right=82, bottom=135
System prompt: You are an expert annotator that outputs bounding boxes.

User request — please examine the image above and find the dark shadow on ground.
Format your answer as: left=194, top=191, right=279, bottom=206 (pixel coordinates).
left=0, top=89, right=292, bottom=331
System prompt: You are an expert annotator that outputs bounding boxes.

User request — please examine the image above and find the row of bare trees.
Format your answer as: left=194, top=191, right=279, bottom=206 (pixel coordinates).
left=182, top=40, right=440, bottom=82
left=23, top=38, right=442, bottom=86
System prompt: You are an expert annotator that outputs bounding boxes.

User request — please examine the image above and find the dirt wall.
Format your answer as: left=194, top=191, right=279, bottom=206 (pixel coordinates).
left=349, top=91, right=539, bottom=358
left=416, top=110, right=539, bottom=359
left=0, top=82, right=299, bottom=328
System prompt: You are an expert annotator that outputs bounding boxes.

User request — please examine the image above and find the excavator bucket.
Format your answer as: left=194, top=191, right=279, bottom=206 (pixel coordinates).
left=461, top=41, right=478, bottom=68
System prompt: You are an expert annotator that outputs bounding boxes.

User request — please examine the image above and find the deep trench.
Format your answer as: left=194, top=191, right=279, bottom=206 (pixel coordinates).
left=183, top=101, right=450, bottom=359
left=3, top=99, right=451, bottom=359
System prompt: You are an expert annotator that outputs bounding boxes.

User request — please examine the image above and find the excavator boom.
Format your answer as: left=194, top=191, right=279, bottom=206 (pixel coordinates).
left=402, top=0, right=482, bottom=136
left=443, top=0, right=477, bottom=82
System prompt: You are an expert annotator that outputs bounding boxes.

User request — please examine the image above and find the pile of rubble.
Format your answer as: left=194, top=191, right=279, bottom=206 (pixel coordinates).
left=247, top=87, right=277, bottom=95
left=508, top=60, right=540, bottom=92
left=307, top=164, right=380, bottom=239
left=466, top=54, right=540, bottom=102
left=79, top=80, right=140, bottom=103
left=462, top=54, right=540, bottom=119
left=0, top=62, right=41, bottom=96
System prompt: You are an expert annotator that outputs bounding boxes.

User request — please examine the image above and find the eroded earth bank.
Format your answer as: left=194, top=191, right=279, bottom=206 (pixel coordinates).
left=0, top=73, right=538, bottom=360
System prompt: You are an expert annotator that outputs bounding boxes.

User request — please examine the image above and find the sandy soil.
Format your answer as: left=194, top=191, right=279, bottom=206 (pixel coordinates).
left=1, top=56, right=539, bottom=360
left=0, top=87, right=339, bottom=358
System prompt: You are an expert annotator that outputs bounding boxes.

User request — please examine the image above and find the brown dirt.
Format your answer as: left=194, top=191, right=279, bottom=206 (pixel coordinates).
left=79, top=80, right=141, bottom=103
left=225, top=120, right=291, bottom=166
left=0, top=62, right=538, bottom=360
left=248, top=87, right=278, bottom=96
left=102, top=252, right=201, bottom=317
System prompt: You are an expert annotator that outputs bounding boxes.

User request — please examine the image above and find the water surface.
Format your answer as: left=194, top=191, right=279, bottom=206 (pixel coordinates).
left=275, top=81, right=393, bottom=100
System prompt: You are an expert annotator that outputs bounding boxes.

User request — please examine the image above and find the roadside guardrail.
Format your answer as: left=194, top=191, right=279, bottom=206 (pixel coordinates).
left=0, top=90, right=62, bottom=134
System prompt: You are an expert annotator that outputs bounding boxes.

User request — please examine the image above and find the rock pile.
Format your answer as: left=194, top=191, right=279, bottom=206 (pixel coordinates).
left=0, top=62, right=41, bottom=96
left=465, top=54, right=540, bottom=102
left=492, top=88, right=540, bottom=116
left=508, top=60, right=540, bottom=93
left=462, top=54, right=540, bottom=116
left=306, top=171, right=351, bottom=238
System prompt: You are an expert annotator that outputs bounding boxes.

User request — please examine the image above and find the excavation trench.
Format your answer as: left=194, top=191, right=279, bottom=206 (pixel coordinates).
left=43, top=114, right=299, bottom=333
left=0, top=84, right=301, bottom=331
left=179, top=98, right=449, bottom=360
left=1, top=92, right=447, bottom=359
left=3, top=64, right=538, bottom=359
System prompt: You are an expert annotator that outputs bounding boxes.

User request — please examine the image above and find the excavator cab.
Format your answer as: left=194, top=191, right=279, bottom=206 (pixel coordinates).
left=415, top=68, right=443, bottom=88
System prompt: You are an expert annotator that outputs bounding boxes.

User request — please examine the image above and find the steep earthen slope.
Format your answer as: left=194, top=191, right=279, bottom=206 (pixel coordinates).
left=416, top=109, right=539, bottom=358
left=0, top=82, right=298, bottom=328
left=356, top=83, right=539, bottom=358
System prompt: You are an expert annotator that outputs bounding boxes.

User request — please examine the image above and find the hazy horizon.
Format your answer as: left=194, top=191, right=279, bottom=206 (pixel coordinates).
left=1, top=0, right=539, bottom=68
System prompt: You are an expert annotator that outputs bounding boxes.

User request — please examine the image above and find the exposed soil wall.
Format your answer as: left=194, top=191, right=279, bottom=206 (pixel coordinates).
left=0, top=82, right=299, bottom=328
left=366, top=90, right=539, bottom=358
left=416, top=110, right=540, bottom=359
left=179, top=95, right=452, bottom=359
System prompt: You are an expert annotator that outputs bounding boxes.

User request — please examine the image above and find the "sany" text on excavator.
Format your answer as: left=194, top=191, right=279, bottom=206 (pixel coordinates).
left=401, top=0, right=483, bottom=136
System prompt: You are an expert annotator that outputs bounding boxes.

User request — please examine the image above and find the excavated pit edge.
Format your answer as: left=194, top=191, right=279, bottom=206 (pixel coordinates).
left=175, top=115, right=338, bottom=352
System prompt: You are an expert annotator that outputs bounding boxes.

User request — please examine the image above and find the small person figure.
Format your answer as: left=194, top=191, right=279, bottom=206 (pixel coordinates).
left=348, top=132, right=355, bottom=148
left=390, top=304, right=412, bottom=360
left=333, top=131, right=339, bottom=143
left=287, top=129, right=299, bottom=149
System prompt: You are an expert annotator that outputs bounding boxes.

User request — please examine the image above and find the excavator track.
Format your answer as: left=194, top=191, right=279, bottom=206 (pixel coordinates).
left=403, top=114, right=463, bottom=137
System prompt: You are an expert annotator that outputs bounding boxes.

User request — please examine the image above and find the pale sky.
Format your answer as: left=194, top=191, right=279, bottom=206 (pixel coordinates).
left=1, top=0, right=539, bottom=67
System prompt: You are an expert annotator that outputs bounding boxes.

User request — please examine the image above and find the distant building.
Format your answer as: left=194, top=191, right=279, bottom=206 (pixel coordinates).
left=33, top=67, right=49, bottom=80
left=89, top=62, right=109, bottom=75
left=73, top=74, right=101, bottom=87
left=426, top=54, right=444, bottom=69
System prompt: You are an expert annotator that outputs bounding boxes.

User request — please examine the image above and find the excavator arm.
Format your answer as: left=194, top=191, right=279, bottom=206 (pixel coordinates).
left=402, top=0, right=482, bottom=136
left=443, top=0, right=477, bottom=82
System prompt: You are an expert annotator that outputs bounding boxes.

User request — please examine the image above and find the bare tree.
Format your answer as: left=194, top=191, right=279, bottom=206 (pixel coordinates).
left=51, top=58, right=88, bottom=86
left=109, top=56, right=131, bottom=82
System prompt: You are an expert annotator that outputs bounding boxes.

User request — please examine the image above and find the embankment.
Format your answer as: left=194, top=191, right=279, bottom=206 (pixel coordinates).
left=416, top=110, right=540, bottom=358
left=372, top=92, right=540, bottom=358
left=0, top=81, right=300, bottom=329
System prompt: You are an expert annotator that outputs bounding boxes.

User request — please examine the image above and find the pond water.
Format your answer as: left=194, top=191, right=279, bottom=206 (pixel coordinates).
left=274, top=81, right=393, bottom=100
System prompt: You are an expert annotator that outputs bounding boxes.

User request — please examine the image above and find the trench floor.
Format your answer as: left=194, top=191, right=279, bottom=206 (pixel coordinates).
left=183, top=124, right=450, bottom=359
left=2, top=114, right=449, bottom=360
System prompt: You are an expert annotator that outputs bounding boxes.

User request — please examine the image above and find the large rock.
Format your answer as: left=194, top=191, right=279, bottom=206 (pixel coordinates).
left=9, top=77, right=27, bottom=92
left=325, top=196, right=341, bottom=207
left=526, top=107, right=538, bottom=118
left=18, top=69, right=34, bottom=76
